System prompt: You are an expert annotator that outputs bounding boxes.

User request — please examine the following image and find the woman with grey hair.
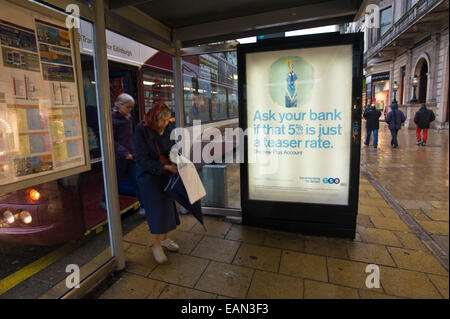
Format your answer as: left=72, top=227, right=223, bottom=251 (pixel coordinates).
left=100, top=93, right=145, bottom=215
left=134, top=102, right=179, bottom=263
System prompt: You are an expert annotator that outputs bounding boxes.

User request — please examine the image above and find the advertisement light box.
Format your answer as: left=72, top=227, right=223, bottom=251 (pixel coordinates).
left=238, top=33, right=363, bottom=238
left=246, top=45, right=352, bottom=205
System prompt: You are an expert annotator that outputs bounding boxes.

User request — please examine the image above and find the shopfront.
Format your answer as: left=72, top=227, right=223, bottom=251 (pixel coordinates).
left=369, top=72, right=390, bottom=119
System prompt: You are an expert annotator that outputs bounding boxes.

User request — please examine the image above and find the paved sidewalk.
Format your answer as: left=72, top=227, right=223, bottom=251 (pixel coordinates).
left=361, top=124, right=449, bottom=255
left=41, top=126, right=448, bottom=299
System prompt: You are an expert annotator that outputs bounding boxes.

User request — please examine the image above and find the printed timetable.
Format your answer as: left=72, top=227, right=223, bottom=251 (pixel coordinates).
left=0, top=3, right=87, bottom=191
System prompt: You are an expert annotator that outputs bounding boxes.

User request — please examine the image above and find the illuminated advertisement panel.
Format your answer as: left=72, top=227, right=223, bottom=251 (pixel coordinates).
left=246, top=45, right=352, bottom=205
left=238, top=33, right=363, bottom=238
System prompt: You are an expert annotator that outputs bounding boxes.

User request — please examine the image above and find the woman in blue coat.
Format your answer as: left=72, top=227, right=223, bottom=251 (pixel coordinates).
left=134, top=102, right=179, bottom=263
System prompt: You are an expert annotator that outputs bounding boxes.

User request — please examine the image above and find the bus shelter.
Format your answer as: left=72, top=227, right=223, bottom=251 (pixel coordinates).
left=2, top=0, right=368, bottom=298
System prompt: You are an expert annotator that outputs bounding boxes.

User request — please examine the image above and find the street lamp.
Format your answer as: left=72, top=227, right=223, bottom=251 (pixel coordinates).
left=393, top=81, right=399, bottom=103
left=410, top=74, right=419, bottom=104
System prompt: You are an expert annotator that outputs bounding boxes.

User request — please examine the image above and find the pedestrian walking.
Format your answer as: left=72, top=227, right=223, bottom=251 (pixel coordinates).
left=385, top=101, right=406, bottom=148
left=134, top=102, right=179, bottom=264
left=363, top=104, right=381, bottom=148
left=414, top=103, right=435, bottom=146
left=100, top=93, right=145, bottom=215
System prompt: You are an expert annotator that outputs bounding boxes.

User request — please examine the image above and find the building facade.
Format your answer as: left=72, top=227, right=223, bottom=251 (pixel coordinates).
left=344, top=0, right=449, bottom=128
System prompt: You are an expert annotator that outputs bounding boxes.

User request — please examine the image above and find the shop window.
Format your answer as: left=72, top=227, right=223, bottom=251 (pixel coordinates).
left=372, top=79, right=390, bottom=116
left=405, top=0, right=412, bottom=12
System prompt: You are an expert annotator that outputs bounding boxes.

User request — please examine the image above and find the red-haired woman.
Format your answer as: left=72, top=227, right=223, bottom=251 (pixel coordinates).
left=134, top=102, right=179, bottom=263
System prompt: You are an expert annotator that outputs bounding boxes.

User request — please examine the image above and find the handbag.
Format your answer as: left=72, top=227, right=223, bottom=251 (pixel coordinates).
left=154, top=140, right=171, bottom=175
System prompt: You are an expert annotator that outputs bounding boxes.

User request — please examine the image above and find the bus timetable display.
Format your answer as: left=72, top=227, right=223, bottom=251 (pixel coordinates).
left=0, top=2, right=88, bottom=192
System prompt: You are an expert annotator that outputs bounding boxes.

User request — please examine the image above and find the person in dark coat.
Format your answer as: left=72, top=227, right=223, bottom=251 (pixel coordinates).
left=134, top=102, right=179, bottom=264
left=100, top=93, right=144, bottom=215
left=363, top=104, right=382, bottom=148
left=414, top=103, right=435, bottom=146
left=385, top=101, right=406, bottom=148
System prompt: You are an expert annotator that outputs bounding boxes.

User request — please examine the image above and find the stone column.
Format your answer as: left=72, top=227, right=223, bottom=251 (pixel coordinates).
left=406, top=49, right=413, bottom=103
left=428, top=33, right=440, bottom=103
left=404, top=49, right=414, bottom=128
left=389, top=57, right=396, bottom=104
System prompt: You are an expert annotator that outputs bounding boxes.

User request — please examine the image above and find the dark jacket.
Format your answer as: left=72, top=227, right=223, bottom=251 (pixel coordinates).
left=134, top=121, right=179, bottom=235
left=414, top=106, right=435, bottom=129
left=386, top=104, right=406, bottom=130
left=112, top=109, right=134, bottom=159
left=134, top=121, right=176, bottom=178
left=363, top=108, right=382, bottom=130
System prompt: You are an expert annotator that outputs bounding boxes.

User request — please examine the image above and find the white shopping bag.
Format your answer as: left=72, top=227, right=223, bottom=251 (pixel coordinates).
left=171, top=150, right=206, bottom=204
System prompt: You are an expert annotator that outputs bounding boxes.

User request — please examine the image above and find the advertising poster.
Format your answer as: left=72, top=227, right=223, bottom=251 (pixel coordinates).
left=246, top=45, right=353, bottom=205
left=0, top=2, right=87, bottom=191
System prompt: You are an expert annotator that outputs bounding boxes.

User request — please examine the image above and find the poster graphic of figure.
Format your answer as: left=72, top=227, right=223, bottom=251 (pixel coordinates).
left=284, top=60, right=298, bottom=108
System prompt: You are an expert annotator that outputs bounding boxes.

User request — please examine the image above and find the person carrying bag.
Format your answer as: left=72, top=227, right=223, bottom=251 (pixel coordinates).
left=134, top=102, right=179, bottom=264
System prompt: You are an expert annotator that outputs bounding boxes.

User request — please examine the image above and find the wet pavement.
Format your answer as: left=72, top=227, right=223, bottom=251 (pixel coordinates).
left=39, top=125, right=448, bottom=299
left=361, top=124, right=449, bottom=256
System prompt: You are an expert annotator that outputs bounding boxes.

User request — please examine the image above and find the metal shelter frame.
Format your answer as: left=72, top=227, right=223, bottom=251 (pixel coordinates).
left=5, top=0, right=370, bottom=298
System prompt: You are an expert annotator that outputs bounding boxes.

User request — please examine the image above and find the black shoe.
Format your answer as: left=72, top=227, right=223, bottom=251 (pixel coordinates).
left=374, top=146, right=377, bottom=148
left=393, top=145, right=398, bottom=149
left=422, top=142, right=426, bottom=146
left=417, top=140, right=422, bottom=145
left=364, top=142, right=369, bottom=147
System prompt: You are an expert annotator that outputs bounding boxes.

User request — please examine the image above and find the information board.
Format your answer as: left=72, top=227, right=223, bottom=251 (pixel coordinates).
left=0, top=1, right=89, bottom=193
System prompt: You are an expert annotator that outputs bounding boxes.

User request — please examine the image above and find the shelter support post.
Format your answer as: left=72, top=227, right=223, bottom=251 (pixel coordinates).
left=92, top=0, right=125, bottom=271
left=173, top=38, right=185, bottom=128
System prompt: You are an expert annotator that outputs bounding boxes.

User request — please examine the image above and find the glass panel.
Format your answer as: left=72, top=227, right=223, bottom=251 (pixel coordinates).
left=0, top=5, right=153, bottom=298
left=182, top=52, right=238, bottom=125
left=0, top=171, right=112, bottom=298
left=228, top=89, right=239, bottom=118
left=380, top=7, right=393, bottom=36
left=180, top=51, right=240, bottom=209
left=406, top=0, right=412, bottom=12
left=142, top=69, right=175, bottom=119
left=211, top=85, right=228, bottom=121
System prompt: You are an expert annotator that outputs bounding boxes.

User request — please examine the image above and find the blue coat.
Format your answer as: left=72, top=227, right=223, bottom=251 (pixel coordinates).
left=134, top=122, right=179, bottom=234
left=386, top=105, right=406, bottom=130
left=112, top=109, right=134, bottom=159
